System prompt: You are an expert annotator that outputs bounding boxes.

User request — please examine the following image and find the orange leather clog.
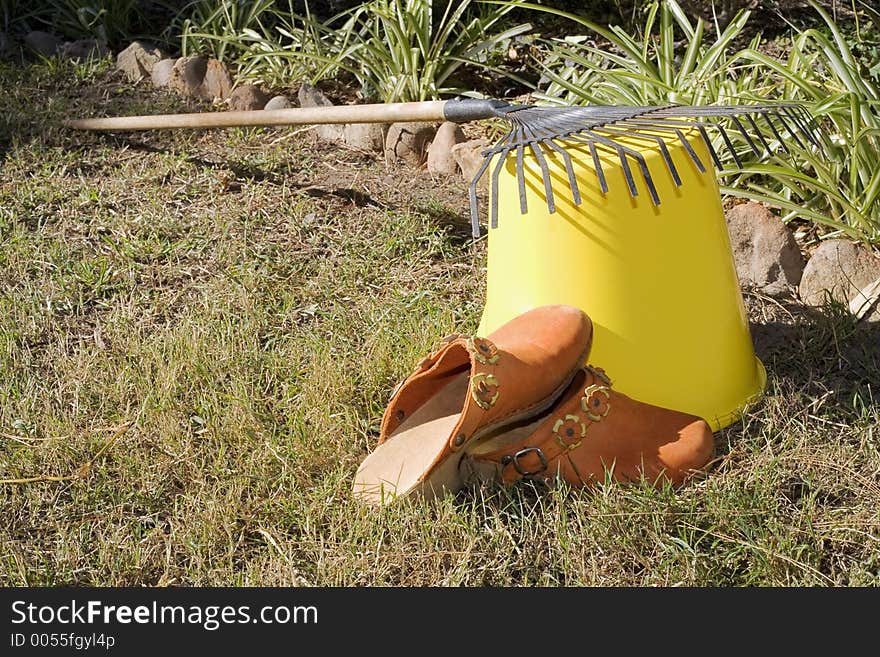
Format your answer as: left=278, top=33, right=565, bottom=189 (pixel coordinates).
left=353, top=305, right=593, bottom=506
left=463, top=366, right=715, bottom=489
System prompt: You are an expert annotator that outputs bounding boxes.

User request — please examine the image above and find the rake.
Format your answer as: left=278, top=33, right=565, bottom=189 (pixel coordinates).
left=68, top=98, right=823, bottom=236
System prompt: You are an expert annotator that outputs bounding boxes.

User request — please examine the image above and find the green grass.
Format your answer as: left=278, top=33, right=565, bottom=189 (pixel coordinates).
left=0, top=59, right=878, bottom=586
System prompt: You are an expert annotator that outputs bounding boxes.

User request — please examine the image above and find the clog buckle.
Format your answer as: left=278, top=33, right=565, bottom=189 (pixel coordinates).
left=503, top=447, right=548, bottom=477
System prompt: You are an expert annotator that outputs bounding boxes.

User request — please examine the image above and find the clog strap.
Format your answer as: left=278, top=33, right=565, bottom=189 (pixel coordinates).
left=379, top=333, right=503, bottom=447
left=468, top=366, right=613, bottom=484
left=426, top=335, right=505, bottom=454
left=413, top=333, right=464, bottom=372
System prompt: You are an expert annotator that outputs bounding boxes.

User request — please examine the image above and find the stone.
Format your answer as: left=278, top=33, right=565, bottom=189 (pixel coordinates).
left=202, top=58, right=233, bottom=100
left=297, top=82, right=344, bottom=141
left=24, top=31, right=60, bottom=57
left=170, top=56, right=207, bottom=97
left=59, top=39, right=107, bottom=61
left=169, top=56, right=232, bottom=100
left=228, top=84, right=270, bottom=111
left=725, top=202, right=805, bottom=296
left=116, top=41, right=167, bottom=82
left=150, top=58, right=175, bottom=88
left=799, top=239, right=880, bottom=320
left=343, top=122, right=386, bottom=153
left=263, top=95, right=291, bottom=111
left=451, top=138, right=490, bottom=185
left=427, top=121, right=466, bottom=174
left=384, top=122, right=437, bottom=166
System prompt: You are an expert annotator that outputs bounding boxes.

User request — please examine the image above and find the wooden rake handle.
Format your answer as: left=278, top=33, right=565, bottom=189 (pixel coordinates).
left=65, top=98, right=508, bottom=131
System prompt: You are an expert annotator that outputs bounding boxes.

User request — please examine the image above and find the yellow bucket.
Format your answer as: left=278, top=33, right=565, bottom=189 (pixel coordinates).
left=477, top=129, right=765, bottom=431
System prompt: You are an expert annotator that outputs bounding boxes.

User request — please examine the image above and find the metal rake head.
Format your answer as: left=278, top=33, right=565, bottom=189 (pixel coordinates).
left=466, top=102, right=823, bottom=238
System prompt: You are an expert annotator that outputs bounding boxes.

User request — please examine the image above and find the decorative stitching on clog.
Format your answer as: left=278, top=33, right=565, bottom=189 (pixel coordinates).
left=553, top=414, right=586, bottom=450
left=466, top=336, right=500, bottom=365
left=471, top=373, right=500, bottom=411
left=585, top=365, right=612, bottom=387
left=581, top=384, right=611, bottom=422
left=491, top=367, right=618, bottom=481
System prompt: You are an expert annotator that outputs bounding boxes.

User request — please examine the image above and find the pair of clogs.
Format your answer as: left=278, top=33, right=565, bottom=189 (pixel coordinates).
left=353, top=305, right=714, bottom=506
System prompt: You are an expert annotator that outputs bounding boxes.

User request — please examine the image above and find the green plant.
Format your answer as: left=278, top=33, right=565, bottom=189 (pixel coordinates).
left=179, top=0, right=533, bottom=101
left=336, top=0, right=533, bottom=102
left=179, top=0, right=279, bottom=61
left=229, top=3, right=361, bottom=87
left=41, top=0, right=152, bottom=46
left=845, top=2, right=880, bottom=84
left=0, top=0, right=53, bottom=35
left=1, top=0, right=180, bottom=48
left=52, top=0, right=143, bottom=43
left=725, top=0, right=880, bottom=243
left=523, top=0, right=880, bottom=244
left=519, top=0, right=774, bottom=173
left=532, top=0, right=760, bottom=107
left=176, top=0, right=356, bottom=86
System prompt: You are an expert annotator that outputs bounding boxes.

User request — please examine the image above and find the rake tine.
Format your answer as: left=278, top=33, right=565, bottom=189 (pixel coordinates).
left=473, top=129, right=518, bottom=234
left=467, top=144, right=502, bottom=238
left=617, top=119, right=707, bottom=172
left=522, top=125, right=557, bottom=214
left=760, top=111, right=790, bottom=155
left=581, top=130, right=659, bottom=204
left=569, top=106, right=659, bottom=127
left=782, top=105, right=821, bottom=151
left=514, top=126, right=528, bottom=215
left=532, top=112, right=594, bottom=137
left=796, top=104, right=825, bottom=145
left=625, top=116, right=714, bottom=129
left=518, top=113, right=584, bottom=207
left=543, top=137, right=582, bottom=206
left=544, top=107, right=644, bottom=134
left=696, top=124, right=725, bottom=169
left=559, top=109, right=672, bottom=200
left=798, top=104, right=827, bottom=151
left=797, top=105, right=828, bottom=156
left=489, top=132, right=517, bottom=231
left=628, top=150, right=660, bottom=204
left=639, top=109, right=767, bottom=163
left=589, top=140, right=608, bottom=194
left=595, top=124, right=682, bottom=187
left=711, top=121, right=743, bottom=169
left=671, top=127, right=707, bottom=172
left=567, top=132, right=637, bottom=198
left=743, top=112, right=773, bottom=156
left=771, top=109, right=806, bottom=150
left=801, top=108, right=825, bottom=151
left=653, top=104, right=774, bottom=117
left=616, top=144, right=640, bottom=198
left=489, top=148, right=507, bottom=230
left=730, top=115, right=761, bottom=156
left=467, top=167, right=485, bottom=237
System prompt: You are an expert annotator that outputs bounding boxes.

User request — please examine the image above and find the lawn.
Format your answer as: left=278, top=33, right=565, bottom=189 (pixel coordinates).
left=1, top=58, right=878, bottom=586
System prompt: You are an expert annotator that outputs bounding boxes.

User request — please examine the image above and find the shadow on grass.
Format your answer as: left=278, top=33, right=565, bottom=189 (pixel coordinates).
left=101, top=135, right=386, bottom=208
left=694, top=293, right=880, bottom=471
left=750, top=299, right=880, bottom=405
